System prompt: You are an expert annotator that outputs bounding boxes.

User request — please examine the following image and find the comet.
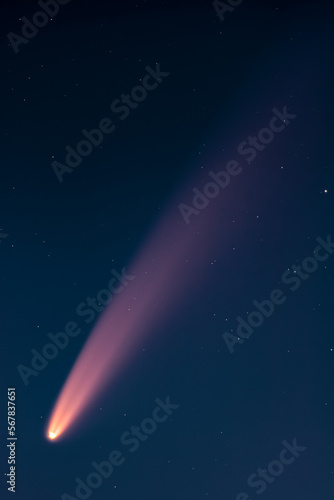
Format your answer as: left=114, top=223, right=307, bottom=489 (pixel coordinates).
left=46, top=157, right=242, bottom=441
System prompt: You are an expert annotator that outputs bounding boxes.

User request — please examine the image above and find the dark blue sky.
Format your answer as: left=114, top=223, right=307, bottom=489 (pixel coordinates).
left=1, top=1, right=333, bottom=499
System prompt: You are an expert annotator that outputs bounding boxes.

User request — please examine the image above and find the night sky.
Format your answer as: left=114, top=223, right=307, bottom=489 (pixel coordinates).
left=1, top=1, right=334, bottom=499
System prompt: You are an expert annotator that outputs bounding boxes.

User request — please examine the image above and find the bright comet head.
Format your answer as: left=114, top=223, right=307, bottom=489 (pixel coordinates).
left=48, top=431, right=58, bottom=440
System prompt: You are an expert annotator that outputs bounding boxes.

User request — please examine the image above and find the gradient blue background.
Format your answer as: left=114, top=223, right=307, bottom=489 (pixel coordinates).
left=1, top=1, right=333, bottom=499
